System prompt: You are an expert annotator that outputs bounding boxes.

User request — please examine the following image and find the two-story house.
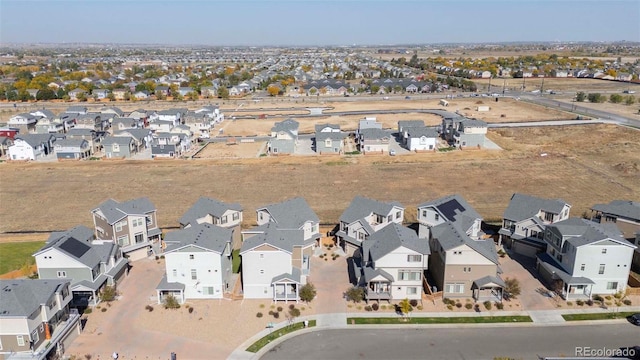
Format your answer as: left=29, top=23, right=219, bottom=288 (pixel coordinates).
left=102, top=136, right=137, bottom=159
left=157, top=224, right=233, bottom=303
left=442, top=118, right=487, bottom=148
left=183, top=111, right=213, bottom=140
left=404, top=126, right=438, bottom=151
left=179, top=197, right=243, bottom=229
left=335, top=196, right=405, bottom=256
left=314, top=124, right=345, bottom=154
left=358, top=128, right=390, bottom=154
left=91, top=197, right=162, bottom=261
left=268, top=118, right=299, bottom=154
left=499, top=193, right=571, bottom=257
left=590, top=200, right=640, bottom=269
left=397, top=120, right=425, bottom=146
left=536, top=218, right=637, bottom=300
left=254, top=197, right=321, bottom=245
left=33, top=225, right=129, bottom=306
left=54, top=138, right=92, bottom=160
left=358, top=223, right=430, bottom=302
left=417, top=194, right=483, bottom=240
left=0, top=279, right=79, bottom=358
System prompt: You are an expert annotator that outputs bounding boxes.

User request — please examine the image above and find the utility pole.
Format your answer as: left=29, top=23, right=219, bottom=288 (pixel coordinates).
left=540, top=77, right=544, bottom=95
left=502, top=78, right=506, bottom=96
left=488, top=76, right=492, bottom=93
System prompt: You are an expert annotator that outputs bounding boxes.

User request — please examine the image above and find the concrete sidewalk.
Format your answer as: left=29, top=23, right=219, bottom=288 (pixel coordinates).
left=228, top=306, right=640, bottom=360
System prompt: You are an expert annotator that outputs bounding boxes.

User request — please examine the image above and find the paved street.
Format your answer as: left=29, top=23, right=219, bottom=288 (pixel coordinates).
left=261, top=324, right=640, bottom=360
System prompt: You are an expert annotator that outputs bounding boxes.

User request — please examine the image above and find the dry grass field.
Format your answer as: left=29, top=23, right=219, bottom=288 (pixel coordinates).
left=552, top=98, right=640, bottom=119
left=0, top=124, right=637, bottom=239
left=194, top=141, right=266, bottom=159
left=474, top=77, right=637, bottom=93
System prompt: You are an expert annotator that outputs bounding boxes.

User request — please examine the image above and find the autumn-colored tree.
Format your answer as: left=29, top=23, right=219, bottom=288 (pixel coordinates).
left=267, top=85, right=280, bottom=97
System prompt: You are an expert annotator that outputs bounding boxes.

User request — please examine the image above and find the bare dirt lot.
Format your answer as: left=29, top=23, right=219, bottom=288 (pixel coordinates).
left=553, top=97, right=640, bottom=119
left=474, top=77, right=638, bottom=93
left=0, top=124, right=637, bottom=237
left=194, top=141, right=266, bottom=159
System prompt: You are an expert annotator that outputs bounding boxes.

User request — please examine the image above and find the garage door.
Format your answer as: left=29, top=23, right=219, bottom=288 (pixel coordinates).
left=127, top=247, right=150, bottom=261
left=513, top=241, right=542, bottom=258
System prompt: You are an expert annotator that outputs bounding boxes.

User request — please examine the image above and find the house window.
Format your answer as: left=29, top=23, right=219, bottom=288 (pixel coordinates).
left=172, top=269, right=177, bottom=277
left=445, top=283, right=465, bottom=294
left=115, top=221, right=124, bottom=232
left=376, top=214, right=384, bottom=224
left=191, top=269, right=197, bottom=280
left=204, top=287, right=214, bottom=295
left=146, top=215, right=153, bottom=226
left=387, top=215, right=392, bottom=222
left=259, top=213, right=263, bottom=221
left=544, top=212, right=554, bottom=222
left=598, top=264, right=605, bottom=275
left=232, top=212, right=240, bottom=221
left=601, top=249, right=607, bottom=254
left=407, top=287, right=418, bottom=295
left=16, top=335, right=25, bottom=347
left=395, top=211, right=401, bottom=219
left=189, top=254, right=194, bottom=260
left=606, top=282, right=618, bottom=290
left=112, top=143, right=120, bottom=152
left=31, top=329, right=39, bottom=345
left=117, top=235, right=129, bottom=247
left=57, top=271, right=66, bottom=278
left=260, top=270, right=264, bottom=274
left=358, top=232, right=365, bottom=240
left=434, top=213, right=440, bottom=221
left=134, top=233, right=144, bottom=244
left=580, top=264, right=585, bottom=271
left=398, top=270, right=421, bottom=281
left=407, top=255, right=421, bottom=262
left=422, top=210, right=426, bottom=218
left=221, top=216, right=228, bottom=224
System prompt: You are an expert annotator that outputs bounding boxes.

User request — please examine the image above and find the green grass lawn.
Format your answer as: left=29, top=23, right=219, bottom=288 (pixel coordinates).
left=348, top=316, right=532, bottom=325
left=246, top=320, right=316, bottom=353
left=0, top=241, right=46, bottom=274
left=562, top=311, right=637, bottom=321
left=232, top=249, right=241, bottom=274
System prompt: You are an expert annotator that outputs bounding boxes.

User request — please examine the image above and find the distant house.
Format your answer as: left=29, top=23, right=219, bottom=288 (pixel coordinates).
left=8, top=113, right=38, bottom=133
left=133, top=91, right=150, bottom=100
left=8, top=134, right=56, bottom=160
left=157, top=224, right=233, bottom=303
left=315, top=124, right=345, bottom=154
left=405, top=126, right=438, bottom=151
left=151, top=132, right=190, bottom=158
left=179, top=197, right=243, bottom=229
left=268, top=118, right=299, bottom=154
left=67, top=128, right=101, bottom=153
left=417, top=194, right=483, bottom=240
left=112, top=88, right=128, bottom=101
left=54, top=138, right=92, bottom=160
left=499, top=193, right=571, bottom=257
left=34, top=117, right=65, bottom=134
left=178, top=87, right=194, bottom=97
left=93, top=89, right=110, bottom=100
left=68, top=88, right=86, bottom=100
left=0, top=279, right=79, bottom=358
left=397, top=120, right=424, bottom=145
left=183, top=112, right=212, bottom=139
left=441, top=118, right=487, bottom=148
left=91, top=197, right=162, bottom=261
left=358, top=128, right=390, bottom=154
left=102, top=136, right=137, bottom=159
left=114, top=128, right=153, bottom=150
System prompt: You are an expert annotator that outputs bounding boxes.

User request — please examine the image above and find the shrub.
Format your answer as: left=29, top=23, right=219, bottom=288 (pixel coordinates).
left=273, top=312, right=280, bottom=319
left=256, top=312, right=263, bottom=318
left=163, top=295, right=181, bottom=309
left=576, top=300, right=584, bottom=306
left=465, top=303, right=473, bottom=310
left=259, top=304, right=265, bottom=309
left=155, top=255, right=160, bottom=260
left=84, top=308, right=93, bottom=314
left=446, top=305, right=453, bottom=310
left=356, top=306, right=362, bottom=310
left=99, top=285, right=117, bottom=303
left=456, top=302, right=462, bottom=308
left=345, top=286, right=365, bottom=303
left=623, top=299, right=632, bottom=306
left=566, top=301, right=573, bottom=306
left=586, top=299, right=594, bottom=306
left=379, top=305, right=386, bottom=310
left=145, top=305, right=154, bottom=312
left=289, top=304, right=295, bottom=310
left=277, top=306, right=283, bottom=312
left=605, top=295, right=612, bottom=301
left=503, top=278, right=521, bottom=299
left=614, top=292, right=623, bottom=299
left=371, top=303, right=379, bottom=311
left=483, top=301, right=492, bottom=310
left=495, top=302, right=504, bottom=310
left=300, top=282, right=317, bottom=303
left=301, top=307, right=305, bottom=311
left=416, top=305, right=423, bottom=310
left=289, top=308, right=301, bottom=317
left=364, top=306, right=372, bottom=311
left=409, top=299, right=418, bottom=307
left=474, top=304, right=480, bottom=312
left=188, top=307, right=194, bottom=314
left=593, top=294, right=604, bottom=302
left=101, top=308, right=107, bottom=312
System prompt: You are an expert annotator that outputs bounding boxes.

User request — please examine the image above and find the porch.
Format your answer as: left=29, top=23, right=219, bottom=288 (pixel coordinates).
left=156, top=275, right=186, bottom=304
left=71, top=274, right=108, bottom=307
left=472, top=275, right=505, bottom=303
left=363, top=267, right=393, bottom=302
left=537, top=252, right=594, bottom=300
left=272, top=268, right=302, bottom=302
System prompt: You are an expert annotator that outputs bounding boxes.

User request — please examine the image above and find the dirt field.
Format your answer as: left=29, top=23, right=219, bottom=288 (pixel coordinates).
left=553, top=98, right=640, bottom=119
left=474, top=77, right=638, bottom=93
left=0, top=124, right=637, bottom=236
left=195, top=141, right=266, bottom=158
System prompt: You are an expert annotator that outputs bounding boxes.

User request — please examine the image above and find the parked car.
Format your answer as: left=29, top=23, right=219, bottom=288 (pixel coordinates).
left=383, top=96, right=390, bottom=100
left=389, top=149, right=396, bottom=156
left=628, top=313, right=640, bottom=326
left=405, top=96, right=411, bottom=100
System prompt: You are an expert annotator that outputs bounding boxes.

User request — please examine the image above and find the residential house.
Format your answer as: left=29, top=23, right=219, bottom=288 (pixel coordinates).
left=0, top=136, right=14, bottom=158
left=156, top=109, right=185, bottom=124
left=92, top=89, right=110, bottom=100
left=66, top=128, right=101, bottom=154
left=179, top=197, right=243, bottom=229
left=590, top=200, right=640, bottom=269
left=268, top=118, right=299, bottom=154
left=151, top=132, right=190, bottom=158
left=397, top=120, right=424, bottom=145
left=34, top=117, right=65, bottom=134
left=499, top=193, right=571, bottom=257
left=112, top=88, right=128, bottom=101
left=0, top=279, right=79, bottom=358
left=75, top=114, right=106, bottom=131
left=133, top=91, right=150, bottom=100
left=91, top=197, right=162, bottom=261
left=536, top=218, right=637, bottom=299
left=417, top=194, right=483, bottom=240
left=65, top=106, right=87, bottom=115
left=442, top=118, right=487, bottom=148
left=201, top=86, right=218, bottom=98
left=114, top=128, right=153, bottom=150
left=358, top=223, right=430, bottom=301
left=102, top=136, right=137, bottom=159
left=358, top=128, right=390, bottom=154
left=26, top=89, right=39, bottom=98
left=0, top=127, right=19, bottom=140
left=54, top=138, right=92, bottom=160
left=335, top=196, right=405, bottom=256
left=8, top=113, right=38, bottom=134
left=314, top=124, right=345, bottom=154
left=111, top=117, right=139, bottom=132
left=33, top=225, right=129, bottom=306
left=178, top=87, right=194, bottom=97
left=8, top=134, right=55, bottom=160
left=404, top=126, right=438, bottom=151
left=68, top=88, right=86, bottom=100
left=157, top=224, right=233, bottom=303
left=183, top=111, right=213, bottom=139
left=254, top=197, right=321, bottom=245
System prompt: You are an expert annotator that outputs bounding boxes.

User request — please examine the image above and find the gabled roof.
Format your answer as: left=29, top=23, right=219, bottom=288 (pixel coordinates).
left=314, top=123, right=340, bottom=132
left=315, top=131, right=346, bottom=142
left=272, top=268, right=301, bottom=284
left=366, top=223, right=429, bottom=261
left=418, top=194, right=481, bottom=233
left=550, top=218, right=635, bottom=248
left=340, top=196, right=403, bottom=224
left=164, top=223, right=232, bottom=254
left=431, top=221, right=498, bottom=264
left=503, top=193, right=569, bottom=222
left=240, top=223, right=305, bottom=254
left=398, top=120, right=424, bottom=130
left=271, top=118, right=299, bottom=133
left=591, top=200, right=640, bottom=221
left=0, top=279, right=69, bottom=317
left=55, top=138, right=88, bottom=148
left=179, top=197, right=243, bottom=227
left=460, top=119, right=488, bottom=127
left=359, top=128, right=390, bottom=140
left=93, top=197, right=156, bottom=224
left=258, top=197, right=319, bottom=229
left=115, top=129, right=152, bottom=141
left=102, top=136, right=134, bottom=146
left=406, top=126, right=438, bottom=138
left=35, top=236, right=102, bottom=268
left=46, top=225, right=94, bottom=244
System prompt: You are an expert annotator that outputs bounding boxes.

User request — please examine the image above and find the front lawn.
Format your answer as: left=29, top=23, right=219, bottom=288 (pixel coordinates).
left=562, top=312, right=637, bottom=321
left=0, top=241, right=46, bottom=274
left=348, top=316, right=532, bottom=325
left=246, top=320, right=316, bottom=353
left=232, top=249, right=241, bottom=273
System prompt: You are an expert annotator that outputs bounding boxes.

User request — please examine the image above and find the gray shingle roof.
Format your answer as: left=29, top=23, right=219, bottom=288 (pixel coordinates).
left=271, top=118, right=299, bottom=133
left=93, top=197, right=156, bottom=224
left=0, top=279, right=69, bottom=317
left=164, top=223, right=232, bottom=253
left=101, top=136, right=134, bottom=146
left=340, top=196, right=403, bottom=224
left=259, top=197, right=319, bottom=229
left=366, top=223, right=429, bottom=262
left=460, top=119, right=487, bottom=127
left=55, top=138, right=88, bottom=148
left=15, top=134, right=54, bottom=147
left=272, top=268, right=301, bottom=284
left=550, top=218, right=632, bottom=248
left=591, top=200, right=640, bottom=221
left=315, top=131, right=346, bottom=142
left=503, top=193, right=569, bottom=222
left=240, top=222, right=305, bottom=254
left=406, top=126, right=438, bottom=138
left=359, top=128, right=390, bottom=140
left=36, top=236, right=102, bottom=268
left=179, top=197, right=243, bottom=227
left=115, top=129, right=152, bottom=141
left=398, top=120, right=424, bottom=131
left=431, top=221, right=498, bottom=264
left=314, top=123, right=340, bottom=132
left=46, top=225, right=94, bottom=244
left=418, top=194, right=481, bottom=233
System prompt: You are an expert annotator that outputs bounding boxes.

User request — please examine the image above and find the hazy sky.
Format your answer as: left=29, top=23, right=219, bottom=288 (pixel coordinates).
left=1, top=0, right=639, bottom=46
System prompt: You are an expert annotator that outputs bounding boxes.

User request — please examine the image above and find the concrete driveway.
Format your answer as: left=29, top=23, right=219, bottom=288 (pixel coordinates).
left=311, top=250, right=350, bottom=315
left=499, top=251, right=557, bottom=310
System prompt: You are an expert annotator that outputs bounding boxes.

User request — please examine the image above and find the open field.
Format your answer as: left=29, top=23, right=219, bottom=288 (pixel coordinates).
left=0, top=241, right=45, bottom=274
left=474, top=77, right=638, bottom=93
left=0, top=124, right=638, bottom=236
left=194, top=141, right=266, bottom=158
left=552, top=98, right=640, bottom=119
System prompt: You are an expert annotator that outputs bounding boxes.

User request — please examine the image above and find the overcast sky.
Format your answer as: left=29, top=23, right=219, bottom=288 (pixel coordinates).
left=1, top=0, right=639, bottom=46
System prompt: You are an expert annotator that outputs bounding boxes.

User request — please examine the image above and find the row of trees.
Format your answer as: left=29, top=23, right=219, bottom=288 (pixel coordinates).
left=576, top=92, right=636, bottom=105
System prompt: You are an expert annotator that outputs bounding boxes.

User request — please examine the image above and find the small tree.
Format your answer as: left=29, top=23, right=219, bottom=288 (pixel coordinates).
left=299, top=282, right=317, bottom=303
left=575, top=91, right=586, bottom=102
left=587, top=93, right=604, bottom=103
left=267, top=85, right=280, bottom=97
left=217, top=87, right=229, bottom=100
left=624, top=95, right=635, bottom=105
left=99, top=285, right=117, bottom=303
left=609, top=94, right=623, bottom=104
left=345, top=286, right=365, bottom=303
left=107, top=92, right=116, bottom=101
left=163, top=294, right=181, bottom=309
left=187, top=91, right=200, bottom=101
left=399, top=298, right=413, bottom=317
left=503, top=277, right=521, bottom=299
